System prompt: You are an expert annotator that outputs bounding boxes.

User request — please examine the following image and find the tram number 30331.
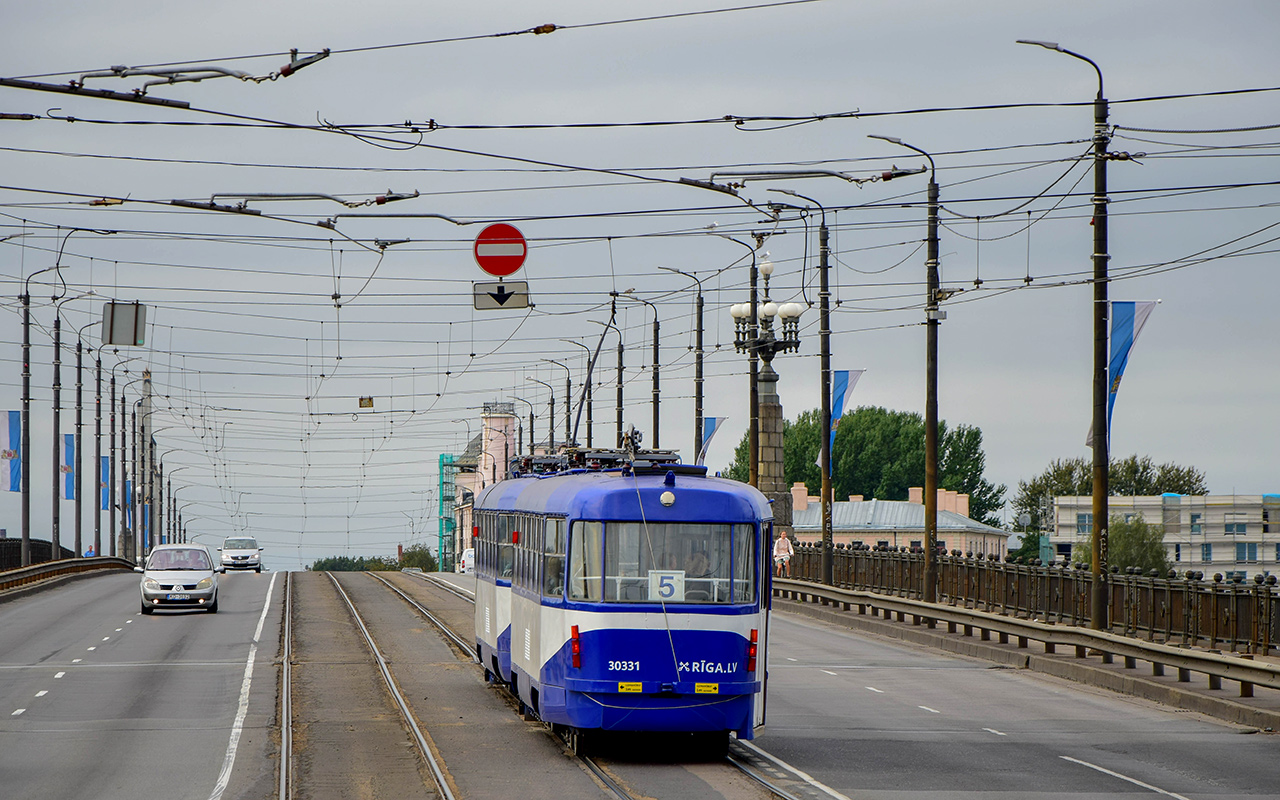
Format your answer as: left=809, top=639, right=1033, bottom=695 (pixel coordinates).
left=608, top=660, right=641, bottom=671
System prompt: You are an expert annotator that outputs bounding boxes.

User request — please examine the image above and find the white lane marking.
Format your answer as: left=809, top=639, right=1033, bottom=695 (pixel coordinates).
left=1060, top=756, right=1192, bottom=800
left=71, top=659, right=81, bottom=664
left=918, top=706, right=940, bottom=714
left=865, top=686, right=884, bottom=693
left=737, top=739, right=853, bottom=800
left=208, top=570, right=277, bottom=800
left=54, top=672, right=65, bottom=679
left=35, top=691, right=47, bottom=697
left=984, top=728, right=1007, bottom=736
left=12, top=708, right=25, bottom=716
left=125, top=620, right=132, bottom=624
left=115, top=628, right=122, bottom=632
left=102, top=637, right=110, bottom=641
left=785, top=657, right=797, bottom=662
left=86, top=647, right=96, bottom=651
left=821, top=670, right=839, bottom=676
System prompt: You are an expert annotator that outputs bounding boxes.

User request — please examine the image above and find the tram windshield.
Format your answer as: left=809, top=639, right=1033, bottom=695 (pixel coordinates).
left=568, top=521, right=755, bottom=604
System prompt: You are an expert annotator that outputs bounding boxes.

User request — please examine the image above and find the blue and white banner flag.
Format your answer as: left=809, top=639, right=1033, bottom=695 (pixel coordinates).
left=1087, top=301, right=1157, bottom=447
left=61, top=434, right=75, bottom=500
left=100, top=456, right=111, bottom=511
left=822, top=370, right=865, bottom=475
left=125, top=480, right=133, bottom=530
left=697, top=416, right=726, bottom=466
left=2, top=411, right=19, bottom=492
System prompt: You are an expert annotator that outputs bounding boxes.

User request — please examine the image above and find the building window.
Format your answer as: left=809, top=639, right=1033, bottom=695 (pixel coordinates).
left=1225, top=522, right=1248, bottom=535
left=1076, top=513, right=1093, bottom=534
left=1174, top=543, right=1181, bottom=562
left=1276, top=543, right=1280, bottom=563
left=1236, top=542, right=1258, bottom=563
left=877, top=540, right=889, bottom=549
left=1201, top=543, right=1212, bottom=563
left=1056, top=543, right=1072, bottom=558
left=1224, top=571, right=1247, bottom=582
left=1190, top=513, right=1202, bottom=534
left=910, top=540, right=922, bottom=551
left=936, top=540, right=946, bottom=552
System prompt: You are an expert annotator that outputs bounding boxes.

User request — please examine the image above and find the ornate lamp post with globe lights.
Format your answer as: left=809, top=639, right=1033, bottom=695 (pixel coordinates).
left=729, top=256, right=804, bottom=507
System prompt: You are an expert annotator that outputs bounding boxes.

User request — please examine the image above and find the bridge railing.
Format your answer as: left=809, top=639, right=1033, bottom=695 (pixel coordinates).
left=0, top=556, right=136, bottom=594
left=789, top=542, right=1279, bottom=655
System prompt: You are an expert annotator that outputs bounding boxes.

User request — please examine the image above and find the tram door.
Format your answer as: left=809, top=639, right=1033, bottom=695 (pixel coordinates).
left=755, top=521, right=772, bottom=730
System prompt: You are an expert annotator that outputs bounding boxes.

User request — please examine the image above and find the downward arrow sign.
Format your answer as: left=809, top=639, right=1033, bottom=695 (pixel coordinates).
left=489, top=285, right=512, bottom=305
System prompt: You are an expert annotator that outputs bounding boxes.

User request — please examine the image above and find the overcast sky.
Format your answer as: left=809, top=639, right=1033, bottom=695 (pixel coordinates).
left=2, top=1, right=1277, bottom=571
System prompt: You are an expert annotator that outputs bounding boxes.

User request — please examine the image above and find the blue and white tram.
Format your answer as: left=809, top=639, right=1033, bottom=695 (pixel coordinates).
left=473, top=455, right=771, bottom=754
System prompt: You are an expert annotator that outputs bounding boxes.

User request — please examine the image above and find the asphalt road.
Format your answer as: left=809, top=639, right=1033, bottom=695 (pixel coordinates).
left=759, top=613, right=1278, bottom=799
left=0, top=569, right=280, bottom=800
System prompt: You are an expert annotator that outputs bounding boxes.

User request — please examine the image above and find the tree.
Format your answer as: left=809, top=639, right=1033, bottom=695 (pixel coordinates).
left=1071, top=514, right=1171, bottom=575
left=309, top=555, right=398, bottom=571
left=399, top=543, right=438, bottom=572
left=723, top=405, right=1007, bottom=526
left=1012, top=455, right=1209, bottom=531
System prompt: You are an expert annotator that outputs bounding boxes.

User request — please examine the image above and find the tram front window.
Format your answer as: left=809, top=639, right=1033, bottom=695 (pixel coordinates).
left=571, top=521, right=754, bottom=603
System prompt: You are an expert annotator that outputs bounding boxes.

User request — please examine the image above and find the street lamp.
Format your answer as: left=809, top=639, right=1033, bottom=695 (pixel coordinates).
left=560, top=339, right=594, bottom=447
left=610, top=290, right=660, bottom=449
left=658, top=266, right=706, bottom=463
left=868, top=134, right=941, bottom=604
left=1018, top=38, right=1111, bottom=630
left=527, top=377, right=555, bottom=452
left=509, top=396, right=535, bottom=456
left=541, top=358, right=573, bottom=447
left=713, top=234, right=763, bottom=487
left=588, top=318, right=625, bottom=448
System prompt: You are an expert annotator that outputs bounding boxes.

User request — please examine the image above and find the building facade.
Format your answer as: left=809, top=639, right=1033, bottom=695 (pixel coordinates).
left=790, top=483, right=1009, bottom=556
left=1051, top=494, right=1280, bottom=580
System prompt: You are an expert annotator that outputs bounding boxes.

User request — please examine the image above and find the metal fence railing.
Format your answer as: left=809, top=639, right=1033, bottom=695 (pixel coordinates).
left=790, top=542, right=1279, bottom=655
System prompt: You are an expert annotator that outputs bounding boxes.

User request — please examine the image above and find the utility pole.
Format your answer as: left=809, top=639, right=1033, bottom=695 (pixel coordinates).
left=1019, top=39, right=1110, bottom=630
left=659, top=266, right=704, bottom=462
left=51, top=313, right=62, bottom=560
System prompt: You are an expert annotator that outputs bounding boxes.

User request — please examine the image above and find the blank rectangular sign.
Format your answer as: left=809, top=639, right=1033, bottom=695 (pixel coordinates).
left=102, top=302, right=147, bottom=346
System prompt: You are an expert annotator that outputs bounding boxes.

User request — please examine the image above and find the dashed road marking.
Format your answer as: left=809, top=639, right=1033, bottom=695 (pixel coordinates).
left=786, top=657, right=797, bottom=662
left=102, top=637, right=110, bottom=641
left=115, top=628, right=122, bottom=632
left=919, top=706, right=940, bottom=714
left=866, top=686, right=884, bottom=693
left=34, top=691, right=47, bottom=698
left=984, top=728, right=1007, bottom=736
left=12, top=708, right=25, bottom=716
left=86, top=647, right=96, bottom=652
left=1061, top=755, right=1191, bottom=800
left=71, top=659, right=81, bottom=664
left=54, top=672, right=65, bottom=679
left=821, top=669, right=839, bottom=676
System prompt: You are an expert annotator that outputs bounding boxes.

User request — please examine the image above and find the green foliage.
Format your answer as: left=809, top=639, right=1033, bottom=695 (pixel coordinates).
left=399, top=543, right=438, bottom=572
left=723, top=405, right=1007, bottom=527
left=309, top=555, right=398, bottom=572
left=1013, top=455, right=1209, bottom=530
left=1010, top=532, right=1043, bottom=562
left=1071, top=514, right=1172, bottom=575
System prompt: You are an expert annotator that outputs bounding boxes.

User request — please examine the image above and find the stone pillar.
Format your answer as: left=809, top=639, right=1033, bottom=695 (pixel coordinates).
left=757, top=362, right=793, bottom=532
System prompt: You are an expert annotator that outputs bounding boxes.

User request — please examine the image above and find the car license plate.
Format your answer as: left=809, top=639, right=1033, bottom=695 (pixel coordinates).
left=166, top=593, right=190, bottom=601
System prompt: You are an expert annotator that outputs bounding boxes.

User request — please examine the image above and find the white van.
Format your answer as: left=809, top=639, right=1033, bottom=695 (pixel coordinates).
left=458, top=547, right=474, bottom=574
left=219, top=537, right=263, bottom=573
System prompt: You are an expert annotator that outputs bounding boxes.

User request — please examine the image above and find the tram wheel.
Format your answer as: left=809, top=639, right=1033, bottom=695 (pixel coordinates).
left=566, top=727, right=592, bottom=757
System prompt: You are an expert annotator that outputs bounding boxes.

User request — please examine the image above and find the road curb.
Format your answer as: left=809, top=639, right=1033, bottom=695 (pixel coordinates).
left=774, top=597, right=1280, bottom=731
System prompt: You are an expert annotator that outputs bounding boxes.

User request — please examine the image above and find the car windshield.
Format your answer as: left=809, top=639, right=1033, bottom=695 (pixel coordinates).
left=224, top=538, right=257, bottom=549
left=149, top=549, right=212, bottom=571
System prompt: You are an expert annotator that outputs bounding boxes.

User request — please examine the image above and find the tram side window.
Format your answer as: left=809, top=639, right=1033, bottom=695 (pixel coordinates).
left=498, top=514, right=514, bottom=579
left=732, top=523, right=756, bottom=602
left=568, top=521, right=603, bottom=601
left=543, top=517, right=566, bottom=598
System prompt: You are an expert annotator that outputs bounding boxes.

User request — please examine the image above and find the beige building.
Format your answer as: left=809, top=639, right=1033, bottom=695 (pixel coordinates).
left=790, top=483, right=1010, bottom=556
left=1051, top=494, right=1280, bottom=580
left=450, top=403, right=518, bottom=565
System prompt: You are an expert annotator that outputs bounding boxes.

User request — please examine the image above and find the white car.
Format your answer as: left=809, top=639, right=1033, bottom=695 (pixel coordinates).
left=137, top=544, right=223, bottom=614
left=458, top=547, right=474, bottom=574
left=219, top=537, right=263, bottom=572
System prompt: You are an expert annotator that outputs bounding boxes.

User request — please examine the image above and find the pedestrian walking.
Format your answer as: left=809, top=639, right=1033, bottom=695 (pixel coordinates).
left=773, top=529, right=794, bottom=577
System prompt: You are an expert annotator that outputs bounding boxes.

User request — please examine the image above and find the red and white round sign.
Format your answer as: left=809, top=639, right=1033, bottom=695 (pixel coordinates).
left=473, top=223, right=527, bottom=277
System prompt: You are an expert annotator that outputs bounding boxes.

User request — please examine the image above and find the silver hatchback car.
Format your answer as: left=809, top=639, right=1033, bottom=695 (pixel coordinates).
left=136, top=544, right=223, bottom=614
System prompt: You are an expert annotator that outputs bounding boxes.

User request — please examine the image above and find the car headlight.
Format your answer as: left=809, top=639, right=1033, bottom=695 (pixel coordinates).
left=196, top=577, right=214, bottom=590
left=143, top=578, right=161, bottom=590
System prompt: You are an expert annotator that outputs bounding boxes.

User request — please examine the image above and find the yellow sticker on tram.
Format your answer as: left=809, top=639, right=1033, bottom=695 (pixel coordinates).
left=618, top=682, right=642, bottom=693
left=695, top=683, right=719, bottom=694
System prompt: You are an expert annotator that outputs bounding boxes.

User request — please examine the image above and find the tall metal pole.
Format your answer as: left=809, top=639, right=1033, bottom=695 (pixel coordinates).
left=749, top=258, right=760, bottom=488
left=1018, top=39, right=1110, bottom=629
left=616, top=332, right=624, bottom=448
left=659, top=267, right=704, bottom=462
left=870, top=134, right=940, bottom=602
left=561, top=339, right=594, bottom=448
left=20, top=292, right=31, bottom=566
left=528, top=377, right=554, bottom=452
left=817, top=220, right=832, bottom=584
left=51, top=314, right=62, bottom=560
left=94, top=349, right=102, bottom=558
left=75, top=336, right=84, bottom=557
left=109, top=370, right=116, bottom=557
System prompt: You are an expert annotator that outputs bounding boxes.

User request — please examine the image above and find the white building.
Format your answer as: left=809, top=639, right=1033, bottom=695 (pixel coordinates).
left=1051, top=494, right=1280, bottom=580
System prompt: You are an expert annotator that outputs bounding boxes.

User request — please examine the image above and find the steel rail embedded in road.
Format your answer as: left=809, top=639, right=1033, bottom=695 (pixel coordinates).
left=279, top=572, right=293, bottom=800
left=325, top=572, right=456, bottom=800
left=366, top=572, right=478, bottom=661
left=401, top=569, right=476, bottom=604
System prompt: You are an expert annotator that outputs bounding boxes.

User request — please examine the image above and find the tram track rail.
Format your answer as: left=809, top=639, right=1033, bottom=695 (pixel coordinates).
left=324, top=571, right=457, bottom=800
left=278, top=571, right=293, bottom=800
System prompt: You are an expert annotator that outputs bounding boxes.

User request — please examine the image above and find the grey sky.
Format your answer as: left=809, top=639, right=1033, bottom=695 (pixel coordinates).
left=2, top=1, right=1277, bottom=571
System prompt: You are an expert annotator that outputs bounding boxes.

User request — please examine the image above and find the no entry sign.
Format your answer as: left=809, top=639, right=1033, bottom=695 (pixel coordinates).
left=473, top=223, right=527, bottom=277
